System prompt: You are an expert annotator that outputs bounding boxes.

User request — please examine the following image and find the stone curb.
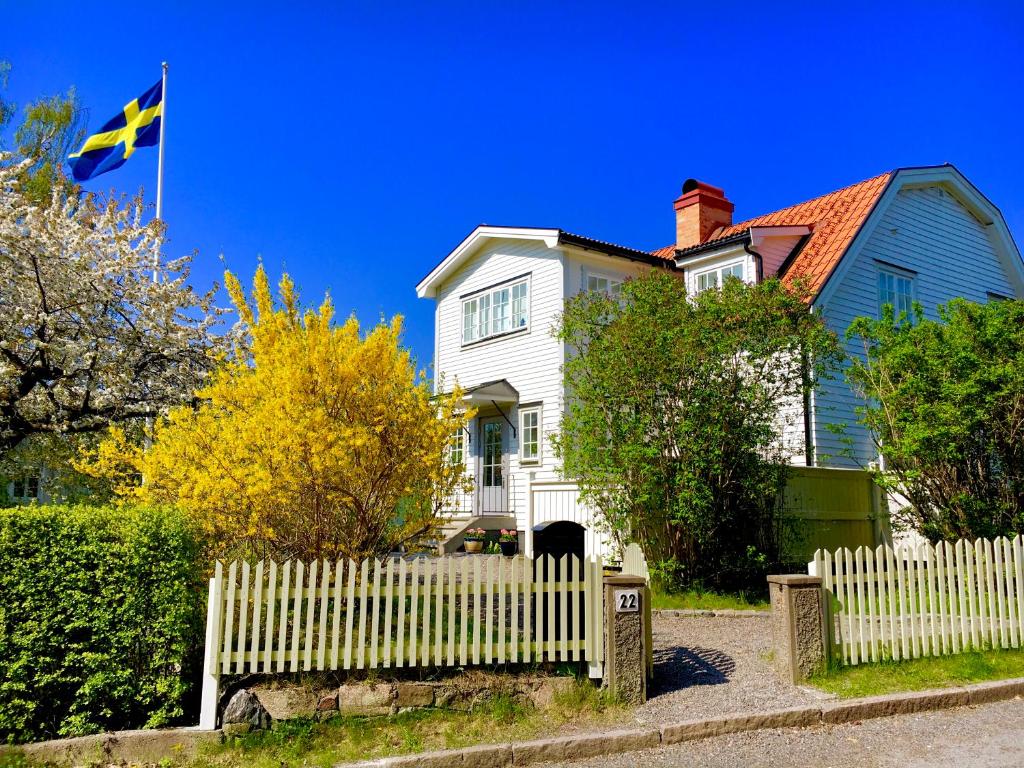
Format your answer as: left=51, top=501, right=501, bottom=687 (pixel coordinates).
left=0, top=727, right=221, bottom=766
left=338, top=676, right=1024, bottom=768
left=652, top=609, right=769, bottom=619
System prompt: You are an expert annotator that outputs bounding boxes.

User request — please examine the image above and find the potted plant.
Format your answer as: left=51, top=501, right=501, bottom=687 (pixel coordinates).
left=499, top=529, right=518, bottom=557
left=463, top=528, right=486, bottom=554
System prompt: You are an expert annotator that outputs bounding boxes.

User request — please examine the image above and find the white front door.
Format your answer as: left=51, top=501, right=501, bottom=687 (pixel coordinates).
left=479, top=417, right=508, bottom=514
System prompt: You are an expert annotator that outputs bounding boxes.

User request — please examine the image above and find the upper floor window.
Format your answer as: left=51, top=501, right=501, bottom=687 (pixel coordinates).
left=877, top=267, right=914, bottom=320
left=587, top=274, right=623, bottom=297
left=519, top=406, right=541, bottom=463
left=462, top=278, right=529, bottom=345
left=694, top=262, right=744, bottom=293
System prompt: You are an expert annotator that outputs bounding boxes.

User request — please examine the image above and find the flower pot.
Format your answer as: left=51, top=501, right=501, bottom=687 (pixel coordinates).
left=499, top=540, right=518, bottom=557
left=464, top=540, right=484, bottom=554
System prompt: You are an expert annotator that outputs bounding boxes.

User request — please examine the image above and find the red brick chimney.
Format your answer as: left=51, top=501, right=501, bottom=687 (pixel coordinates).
left=674, top=179, right=734, bottom=249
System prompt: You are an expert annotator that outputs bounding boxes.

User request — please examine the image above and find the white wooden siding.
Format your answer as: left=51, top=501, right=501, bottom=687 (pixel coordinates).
left=432, top=243, right=654, bottom=537
left=774, top=388, right=808, bottom=465
left=814, top=184, right=1020, bottom=467
left=434, top=239, right=566, bottom=530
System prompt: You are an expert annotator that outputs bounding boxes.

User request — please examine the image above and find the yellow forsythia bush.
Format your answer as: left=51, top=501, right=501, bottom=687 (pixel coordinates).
left=77, top=266, right=470, bottom=563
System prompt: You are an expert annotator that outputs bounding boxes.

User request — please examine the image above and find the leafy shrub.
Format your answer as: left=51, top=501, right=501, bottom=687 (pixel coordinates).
left=0, top=505, right=207, bottom=743
left=556, top=271, right=841, bottom=592
left=847, top=298, right=1024, bottom=540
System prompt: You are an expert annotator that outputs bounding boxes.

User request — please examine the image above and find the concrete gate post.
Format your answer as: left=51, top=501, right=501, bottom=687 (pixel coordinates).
left=603, top=575, right=650, bottom=704
left=767, top=574, right=828, bottom=683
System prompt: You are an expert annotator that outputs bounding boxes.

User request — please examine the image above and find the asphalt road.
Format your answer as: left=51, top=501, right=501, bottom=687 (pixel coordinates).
left=539, top=698, right=1024, bottom=768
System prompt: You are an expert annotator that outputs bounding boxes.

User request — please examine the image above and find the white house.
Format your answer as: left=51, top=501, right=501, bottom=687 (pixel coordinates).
left=415, top=165, right=1024, bottom=559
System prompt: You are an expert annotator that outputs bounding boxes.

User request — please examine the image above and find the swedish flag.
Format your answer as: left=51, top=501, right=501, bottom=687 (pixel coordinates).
left=68, top=80, right=163, bottom=182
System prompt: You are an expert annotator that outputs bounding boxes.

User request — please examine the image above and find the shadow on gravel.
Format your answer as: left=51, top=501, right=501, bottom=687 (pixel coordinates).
left=649, top=645, right=737, bottom=697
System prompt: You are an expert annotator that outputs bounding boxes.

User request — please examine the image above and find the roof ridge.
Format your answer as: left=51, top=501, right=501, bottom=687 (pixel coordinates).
left=728, top=170, right=894, bottom=230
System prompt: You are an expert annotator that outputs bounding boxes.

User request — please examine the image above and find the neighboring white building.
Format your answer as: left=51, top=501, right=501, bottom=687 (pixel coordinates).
left=416, top=166, right=1024, bottom=558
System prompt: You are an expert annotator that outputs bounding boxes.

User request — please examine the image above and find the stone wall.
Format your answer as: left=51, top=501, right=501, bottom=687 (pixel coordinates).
left=221, top=674, right=578, bottom=735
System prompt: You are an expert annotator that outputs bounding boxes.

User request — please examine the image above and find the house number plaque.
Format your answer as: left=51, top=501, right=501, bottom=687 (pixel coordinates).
left=615, top=588, right=639, bottom=613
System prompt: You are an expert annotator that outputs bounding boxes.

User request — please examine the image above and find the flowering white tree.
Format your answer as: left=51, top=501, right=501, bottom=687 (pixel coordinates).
left=0, top=156, right=224, bottom=453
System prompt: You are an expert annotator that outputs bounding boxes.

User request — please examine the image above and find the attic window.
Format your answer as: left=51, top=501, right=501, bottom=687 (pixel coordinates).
left=877, top=267, right=914, bottom=321
left=694, top=261, right=744, bottom=293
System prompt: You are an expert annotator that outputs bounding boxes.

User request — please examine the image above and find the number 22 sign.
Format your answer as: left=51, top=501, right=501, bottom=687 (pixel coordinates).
left=615, top=589, right=639, bottom=613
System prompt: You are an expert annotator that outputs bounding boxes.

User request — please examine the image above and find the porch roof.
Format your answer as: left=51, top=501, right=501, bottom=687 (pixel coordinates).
left=460, top=379, right=519, bottom=405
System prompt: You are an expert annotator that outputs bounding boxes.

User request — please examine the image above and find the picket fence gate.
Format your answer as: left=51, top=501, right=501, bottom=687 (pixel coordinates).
left=810, top=535, right=1024, bottom=667
left=199, top=552, right=605, bottom=728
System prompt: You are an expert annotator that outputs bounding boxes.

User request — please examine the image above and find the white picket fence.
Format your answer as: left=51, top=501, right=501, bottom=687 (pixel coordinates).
left=621, top=542, right=650, bottom=582
left=199, top=552, right=605, bottom=728
left=810, top=536, right=1024, bottom=666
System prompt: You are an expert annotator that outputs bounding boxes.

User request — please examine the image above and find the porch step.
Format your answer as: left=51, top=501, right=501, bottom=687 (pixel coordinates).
left=437, top=515, right=518, bottom=555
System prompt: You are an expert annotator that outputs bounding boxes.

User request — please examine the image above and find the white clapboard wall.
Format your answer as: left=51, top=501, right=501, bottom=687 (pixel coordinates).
left=811, top=536, right=1024, bottom=666
left=199, top=552, right=605, bottom=728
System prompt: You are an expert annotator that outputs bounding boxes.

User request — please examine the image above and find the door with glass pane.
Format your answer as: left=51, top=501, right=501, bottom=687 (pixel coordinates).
left=479, top=417, right=508, bottom=513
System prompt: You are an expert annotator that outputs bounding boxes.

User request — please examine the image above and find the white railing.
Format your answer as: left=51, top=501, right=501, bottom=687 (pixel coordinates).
left=199, top=552, right=605, bottom=728
left=811, top=536, right=1024, bottom=667
left=440, top=474, right=519, bottom=517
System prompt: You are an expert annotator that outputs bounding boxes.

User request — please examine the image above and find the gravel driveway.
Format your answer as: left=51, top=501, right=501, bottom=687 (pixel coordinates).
left=634, top=615, right=829, bottom=726
left=539, top=697, right=1024, bottom=767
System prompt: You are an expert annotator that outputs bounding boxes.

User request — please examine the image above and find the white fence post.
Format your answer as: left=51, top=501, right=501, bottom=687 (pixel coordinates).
left=198, top=561, right=224, bottom=730
left=525, top=474, right=534, bottom=558
left=587, top=555, right=604, bottom=679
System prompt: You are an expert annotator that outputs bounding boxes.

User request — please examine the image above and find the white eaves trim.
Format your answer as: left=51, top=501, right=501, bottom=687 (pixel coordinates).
left=675, top=242, right=748, bottom=270
left=416, top=226, right=561, bottom=298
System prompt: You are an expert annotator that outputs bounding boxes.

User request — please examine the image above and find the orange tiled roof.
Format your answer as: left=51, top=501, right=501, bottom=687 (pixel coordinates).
left=652, top=171, right=895, bottom=295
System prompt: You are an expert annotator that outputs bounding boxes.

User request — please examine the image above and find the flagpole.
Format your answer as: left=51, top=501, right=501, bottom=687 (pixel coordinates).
left=146, top=61, right=168, bottom=451
left=155, top=61, right=168, bottom=224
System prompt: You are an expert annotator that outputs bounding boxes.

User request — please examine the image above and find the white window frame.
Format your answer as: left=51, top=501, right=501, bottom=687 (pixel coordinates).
left=519, top=405, right=542, bottom=464
left=693, top=260, right=745, bottom=294
left=461, top=276, right=530, bottom=346
left=586, top=272, right=623, bottom=297
left=877, top=265, right=915, bottom=320
left=448, top=427, right=466, bottom=468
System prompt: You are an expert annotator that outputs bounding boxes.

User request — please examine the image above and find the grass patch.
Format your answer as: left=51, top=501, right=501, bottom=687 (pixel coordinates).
left=811, top=646, right=1024, bottom=699
left=186, top=679, right=624, bottom=768
left=652, top=588, right=769, bottom=612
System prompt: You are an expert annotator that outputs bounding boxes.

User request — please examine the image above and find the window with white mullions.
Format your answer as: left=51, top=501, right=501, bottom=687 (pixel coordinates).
left=448, top=428, right=465, bottom=467
left=462, top=278, right=529, bottom=345
left=587, top=274, right=622, bottom=297
left=519, top=406, right=542, bottom=463
left=478, top=292, right=491, bottom=339
left=694, top=262, right=744, bottom=294
left=877, top=268, right=915, bottom=321
left=511, top=282, right=529, bottom=328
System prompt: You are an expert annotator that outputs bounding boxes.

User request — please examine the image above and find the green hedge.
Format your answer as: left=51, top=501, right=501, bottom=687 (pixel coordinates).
left=0, top=505, right=207, bottom=743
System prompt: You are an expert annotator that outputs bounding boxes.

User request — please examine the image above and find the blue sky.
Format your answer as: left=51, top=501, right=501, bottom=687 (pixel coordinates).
left=4, top=2, right=1023, bottom=369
